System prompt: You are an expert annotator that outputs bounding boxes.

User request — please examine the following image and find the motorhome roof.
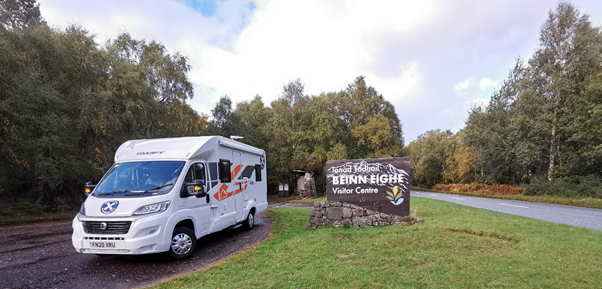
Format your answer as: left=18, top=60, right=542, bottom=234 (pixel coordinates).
left=114, top=136, right=264, bottom=163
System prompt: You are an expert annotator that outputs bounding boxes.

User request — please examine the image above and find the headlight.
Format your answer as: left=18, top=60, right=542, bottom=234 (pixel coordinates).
left=79, top=203, right=86, bottom=216
left=133, top=201, right=171, bottom=216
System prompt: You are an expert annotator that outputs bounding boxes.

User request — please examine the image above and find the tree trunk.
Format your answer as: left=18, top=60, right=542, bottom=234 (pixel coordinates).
left=548, top=125, right=556, bottom=181
left=12, top=176, right=18, bottom=202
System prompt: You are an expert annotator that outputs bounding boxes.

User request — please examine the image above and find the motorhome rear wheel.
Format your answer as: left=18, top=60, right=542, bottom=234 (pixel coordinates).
left=242, top=210, right=255, bottom=230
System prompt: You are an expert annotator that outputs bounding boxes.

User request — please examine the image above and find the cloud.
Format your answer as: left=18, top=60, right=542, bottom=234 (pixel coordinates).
left=38, top=0, right=602, bottom=142
left=454, top=77, right=499, bottom=97
left=453, top=77, right=500, bottom=121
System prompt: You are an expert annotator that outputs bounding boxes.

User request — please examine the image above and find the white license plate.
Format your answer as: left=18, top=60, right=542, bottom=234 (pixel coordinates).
left=89, top=242, right=116, bottom=248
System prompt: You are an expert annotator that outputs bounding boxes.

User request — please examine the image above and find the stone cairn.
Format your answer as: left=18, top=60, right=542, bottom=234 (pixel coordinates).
left=308, top=201, right=423, bottom=229
left=296, top=173, right=316, bottom=199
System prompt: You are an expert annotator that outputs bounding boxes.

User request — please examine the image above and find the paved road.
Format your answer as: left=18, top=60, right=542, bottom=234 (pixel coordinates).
left=412, top=190, right=602, bottom=231
left=0, top=214, right=271, bottom=289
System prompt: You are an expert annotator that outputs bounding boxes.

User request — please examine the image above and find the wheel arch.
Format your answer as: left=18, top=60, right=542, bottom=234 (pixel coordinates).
left=175, top=219, right=195, bottom=233
left=162, top=210, right=198, bottom=252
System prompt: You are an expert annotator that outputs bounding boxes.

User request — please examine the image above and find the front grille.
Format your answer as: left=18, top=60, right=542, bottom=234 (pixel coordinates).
left=83, top=221, right=132, bottom=234
left=84, top=236, right=125, bottom=240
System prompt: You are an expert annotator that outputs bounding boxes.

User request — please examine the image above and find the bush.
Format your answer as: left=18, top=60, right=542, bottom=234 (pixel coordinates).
left=524, top=176, right=602, bottom=198
left=432, top=183, right=523, bottom=195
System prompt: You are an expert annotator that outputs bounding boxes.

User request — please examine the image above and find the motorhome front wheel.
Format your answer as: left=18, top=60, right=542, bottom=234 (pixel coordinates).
left=168, top=227, right=197, bottom=260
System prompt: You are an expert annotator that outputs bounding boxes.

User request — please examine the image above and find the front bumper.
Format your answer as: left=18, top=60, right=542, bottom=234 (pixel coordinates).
left=72, top=213, right=170, bottom=255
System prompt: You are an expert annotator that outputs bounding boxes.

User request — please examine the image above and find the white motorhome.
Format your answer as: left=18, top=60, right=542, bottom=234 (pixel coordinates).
left=71, top=136, right=268, bottom=259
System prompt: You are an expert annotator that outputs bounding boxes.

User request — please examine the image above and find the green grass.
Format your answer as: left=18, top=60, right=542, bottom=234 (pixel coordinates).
left=412, top=187, right=602, bottom=210
left=288, top=196, right=326, bottom=203
left=267, top=194, right=326, bottom=203
left=150, top=197, right=602, bottom=289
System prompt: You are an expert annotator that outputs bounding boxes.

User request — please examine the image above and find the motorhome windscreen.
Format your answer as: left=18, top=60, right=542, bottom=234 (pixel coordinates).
left=93, top=161, right=185, bottom=197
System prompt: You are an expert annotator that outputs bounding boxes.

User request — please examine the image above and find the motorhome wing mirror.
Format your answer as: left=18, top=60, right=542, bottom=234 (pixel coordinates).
left=84, top=181, right=95, bottom=195
left=185, top=179, right=206, bottom=198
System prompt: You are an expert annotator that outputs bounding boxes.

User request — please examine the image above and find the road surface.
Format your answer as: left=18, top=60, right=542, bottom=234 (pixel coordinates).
left=0, top=215, right=271, bottom=289
left=412, top=190, right=602, bottom=231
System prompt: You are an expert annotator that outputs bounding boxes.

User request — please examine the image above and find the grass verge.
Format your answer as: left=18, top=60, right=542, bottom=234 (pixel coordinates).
left=150, top=197, right=602, bottom=289
left=412, top=187, right=602, bottom=210
left=288, top=196, right=326, bottom=203
left=267, top=194, right=326, bottom=203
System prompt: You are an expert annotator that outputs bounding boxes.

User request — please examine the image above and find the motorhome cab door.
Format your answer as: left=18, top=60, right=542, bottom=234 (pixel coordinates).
left=232, top=151, right=244, bottom=221
left=183, top=162, right=212, bottom=235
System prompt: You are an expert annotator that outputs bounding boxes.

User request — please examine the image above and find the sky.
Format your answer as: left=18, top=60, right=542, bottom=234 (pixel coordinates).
left=39, top=0, right=602, bottom=143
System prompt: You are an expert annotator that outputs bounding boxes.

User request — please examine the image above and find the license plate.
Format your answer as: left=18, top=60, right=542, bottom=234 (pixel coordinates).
left=89, top=242, right=116, bottom=248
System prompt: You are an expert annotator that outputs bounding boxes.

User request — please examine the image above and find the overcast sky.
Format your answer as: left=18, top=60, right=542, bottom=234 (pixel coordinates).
left=39, top=0, right=602, bottom=142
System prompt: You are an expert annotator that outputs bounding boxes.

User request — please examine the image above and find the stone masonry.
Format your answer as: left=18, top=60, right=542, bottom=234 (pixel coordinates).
left=308, top=201, right=423, bottom=229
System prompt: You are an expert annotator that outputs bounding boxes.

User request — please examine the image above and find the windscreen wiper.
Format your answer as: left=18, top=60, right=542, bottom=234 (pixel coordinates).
left=96, top=192, right=114, bottom=196
left=97, top=190, right=130, bottom=196
left=124, top=192, right=144, bottom=196
left=142, top=183, right=174, bottom=194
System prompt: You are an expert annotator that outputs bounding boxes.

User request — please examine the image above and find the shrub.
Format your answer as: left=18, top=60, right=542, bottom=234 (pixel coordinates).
left=524, top=176, right=602, bottom=198
left=432, top=183, right=523, bottom=195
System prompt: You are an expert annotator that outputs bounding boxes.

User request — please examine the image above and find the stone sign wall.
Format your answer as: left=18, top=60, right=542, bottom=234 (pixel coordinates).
left=326, top=157, right=411, bottom=216
left=308, top=201, right=422, bottom=229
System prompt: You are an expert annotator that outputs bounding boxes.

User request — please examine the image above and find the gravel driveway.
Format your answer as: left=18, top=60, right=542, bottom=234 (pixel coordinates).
left=0, top=214, right=271, bottom=289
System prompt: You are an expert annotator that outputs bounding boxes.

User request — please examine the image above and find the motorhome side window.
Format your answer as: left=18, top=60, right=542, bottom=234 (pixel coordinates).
left=193, top=163, right=206, bottom=183
left=255, top=164, right=262, bottom=182
left=184, top=163, right=206, bottom=194
left=184, top=166, right=194, bottom=183
left=219, top=159, right=231, bottom=183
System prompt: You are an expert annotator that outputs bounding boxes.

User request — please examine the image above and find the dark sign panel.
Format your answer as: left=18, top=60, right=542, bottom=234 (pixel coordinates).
left=326, top=157, right=411, bottom=216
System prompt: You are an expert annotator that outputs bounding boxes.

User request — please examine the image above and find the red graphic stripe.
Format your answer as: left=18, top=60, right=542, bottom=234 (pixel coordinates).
left=231, top=165, right=243, bottom=181
left=213, top=165, right=248, bottom=201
